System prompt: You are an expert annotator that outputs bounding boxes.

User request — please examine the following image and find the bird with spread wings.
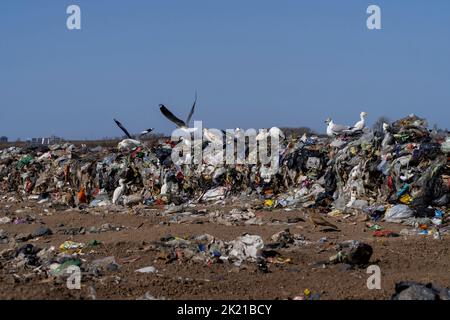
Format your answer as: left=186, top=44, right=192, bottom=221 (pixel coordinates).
left=159, top=92, right=197, bottom=129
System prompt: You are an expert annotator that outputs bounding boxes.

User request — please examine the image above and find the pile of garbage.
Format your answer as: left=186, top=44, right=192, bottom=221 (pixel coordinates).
left=151, top=233, right=264, bottom=267
left=0, top=115, right=448, bottom=228
left=392, top=281, right=450, bottom=300
left=150, top=229, right=311, bottom=269
left=0, top=230, right=296, bottom=287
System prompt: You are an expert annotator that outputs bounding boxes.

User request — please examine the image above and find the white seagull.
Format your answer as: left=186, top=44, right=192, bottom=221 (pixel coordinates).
left=325, top=118, right=349, bottom=137
left=118, top=139, right=142, bottom=152
left=112, top=179, right=126, bottom=205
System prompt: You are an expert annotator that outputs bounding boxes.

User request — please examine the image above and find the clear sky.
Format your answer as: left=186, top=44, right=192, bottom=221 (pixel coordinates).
left=1, top=0, right=449, bottom=140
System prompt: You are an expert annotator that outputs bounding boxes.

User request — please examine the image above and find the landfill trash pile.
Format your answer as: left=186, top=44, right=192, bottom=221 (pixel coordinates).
left=150, top=233, right=265, bottom=266
left=0, top=114, right=449, bottom=300
left=146, top=230, right=310, bottom=270
left=0, top=114, right=448, bottom=224
left=328, top=240, right=373, bottom=266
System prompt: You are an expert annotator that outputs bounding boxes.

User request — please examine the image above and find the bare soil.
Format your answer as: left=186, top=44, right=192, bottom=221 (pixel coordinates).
left=0, top=200, right=449, bottom=300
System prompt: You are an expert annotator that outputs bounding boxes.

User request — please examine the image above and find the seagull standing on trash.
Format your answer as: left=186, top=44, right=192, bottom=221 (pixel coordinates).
left=112, top=179, right=126, bottom=205
left=349, top=112, right=368, bottom=132
left=325, top=118, right=349, bottom=137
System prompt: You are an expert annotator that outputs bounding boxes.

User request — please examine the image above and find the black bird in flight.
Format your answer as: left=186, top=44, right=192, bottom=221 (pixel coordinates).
left=159, top=92, right=197, bottom=129
left=113, top=118, right=154, bottom=139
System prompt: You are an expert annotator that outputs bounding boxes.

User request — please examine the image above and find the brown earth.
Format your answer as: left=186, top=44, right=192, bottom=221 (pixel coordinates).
left=0, top=200, right=449, bottom=300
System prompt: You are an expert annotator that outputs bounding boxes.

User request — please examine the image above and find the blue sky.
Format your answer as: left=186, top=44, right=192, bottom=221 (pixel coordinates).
left=1, top=0, right=449, bottom=140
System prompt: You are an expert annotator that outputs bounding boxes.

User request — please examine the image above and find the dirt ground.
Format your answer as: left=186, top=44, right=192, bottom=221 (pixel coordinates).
left=0, top=199, right=449, bottom=300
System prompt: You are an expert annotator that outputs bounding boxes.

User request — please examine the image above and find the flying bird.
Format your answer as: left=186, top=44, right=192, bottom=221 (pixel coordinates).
left=348, top=112, right=368, bottom=132
left=113, top=118, right=154, bottom=139
left=159, top=92, right=197, bottom=129
left=114, top=119, right=133, bottom=139
left=139, top=128, right=154, bottom=138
